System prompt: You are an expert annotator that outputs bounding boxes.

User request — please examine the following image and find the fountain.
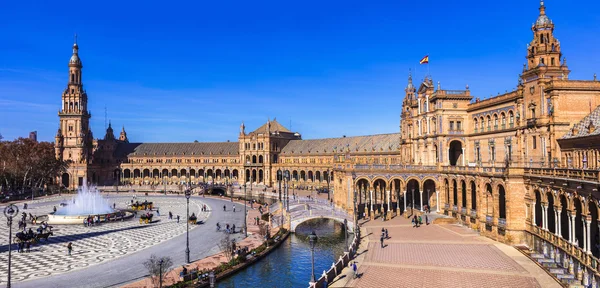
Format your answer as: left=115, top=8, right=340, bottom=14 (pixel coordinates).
left=47, top=184, right=132, bottom=225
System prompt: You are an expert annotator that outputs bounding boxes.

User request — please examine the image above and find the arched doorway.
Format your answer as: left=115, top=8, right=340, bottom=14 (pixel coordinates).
left=258, top=170, right=264, bottom=183
left=452, top=179, right=458, bottom=208
left=560, top=195, right=569, bottom=240
left=422, top=179, right=436, bottom=210
left=373, top=179, right=387, bottom=214
left=392, top=179, right=403, bottom=214
left=546, top=192, right=555, bottom=233
left=449, top=140, right=463, bottom=166
left=534, top=190, right=542, bottom=227
left=499, top=185, right=507, bottom=220
left=407, top=179, right=420, bottom=211
left=356, top=179, right=370, bottom=218
left=62, top=173, right=70, bottom=188
left=589, top=201, right=599, bottom=257
left=245, top=169, right=251, bottom=183
left=574, top=198, right=584, bottom=249
left=461, top=180, right=467, bottom=210
left=470, top=181, right=477, bottom=211
left=252, top=170, right=257, bottom=183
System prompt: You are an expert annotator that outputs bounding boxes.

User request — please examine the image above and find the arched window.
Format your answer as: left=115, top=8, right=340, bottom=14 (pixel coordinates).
left=480, top=117, right=484, bottom=130
left=71, top=74, right=74, bottom=82
left=474, top=119, right=478, bottom=132
left=509, top=111, right=514, bottom=127
left=501, top=113, right=506, bottom=129
left=487, top=116, right=491, bottom=131
left=493, top=114, right=498, bottom=129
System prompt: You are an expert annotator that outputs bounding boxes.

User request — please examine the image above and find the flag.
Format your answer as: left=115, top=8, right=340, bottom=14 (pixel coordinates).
left=420, top=55, right=429, bottom=65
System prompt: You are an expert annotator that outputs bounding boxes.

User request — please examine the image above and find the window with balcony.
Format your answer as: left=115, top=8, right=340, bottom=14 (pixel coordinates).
left=457, top=121, right=462, bottom=131
left=449, top=121, right=454, bottom=131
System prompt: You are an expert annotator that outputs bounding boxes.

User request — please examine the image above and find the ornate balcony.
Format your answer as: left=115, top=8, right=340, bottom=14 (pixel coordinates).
left=461, top=207, right=467, bottom=214
left=453, top=205, right=458, bottom=212
left=486, top=215, right=493, bottom=224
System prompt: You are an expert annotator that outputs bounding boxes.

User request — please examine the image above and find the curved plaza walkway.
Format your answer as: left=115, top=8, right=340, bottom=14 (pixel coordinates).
left=331, top=215, right=562, bottom=288
left=0, top=194, right=244, bottom=288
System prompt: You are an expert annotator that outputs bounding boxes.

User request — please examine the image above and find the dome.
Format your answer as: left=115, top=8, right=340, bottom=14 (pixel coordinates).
left=70, top=54, right=80, bottom=64
left=536, top=15, right=551, bottom=26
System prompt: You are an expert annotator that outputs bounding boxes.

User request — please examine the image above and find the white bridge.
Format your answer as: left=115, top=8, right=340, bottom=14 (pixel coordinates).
left=269, top=197, right=355, bottom=233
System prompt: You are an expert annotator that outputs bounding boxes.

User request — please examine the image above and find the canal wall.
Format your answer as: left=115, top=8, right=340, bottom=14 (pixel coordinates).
left=309, top=226, right=361, bottom=288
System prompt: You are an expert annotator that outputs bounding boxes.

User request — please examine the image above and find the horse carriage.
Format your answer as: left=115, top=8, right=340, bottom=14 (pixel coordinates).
left=131, top=201, right=153, bottom=211
left=15, top=230, right=53, bottom=244
left=139, top=213, right=153, bottom=224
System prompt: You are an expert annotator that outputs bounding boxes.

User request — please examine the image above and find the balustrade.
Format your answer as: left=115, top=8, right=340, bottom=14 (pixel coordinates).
left=470, top=209, right=477, bottom=218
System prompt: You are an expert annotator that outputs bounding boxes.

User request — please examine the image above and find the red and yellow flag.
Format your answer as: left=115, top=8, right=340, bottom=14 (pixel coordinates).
left=420, top=55, right=429, bottom=65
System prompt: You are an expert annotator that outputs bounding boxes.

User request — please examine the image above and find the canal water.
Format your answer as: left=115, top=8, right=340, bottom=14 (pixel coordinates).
left=217, top=218, right=350, bottom=288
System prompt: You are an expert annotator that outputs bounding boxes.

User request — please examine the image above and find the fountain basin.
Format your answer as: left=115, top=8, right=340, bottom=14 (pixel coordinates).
left=47, top=210, right=134, bottom=225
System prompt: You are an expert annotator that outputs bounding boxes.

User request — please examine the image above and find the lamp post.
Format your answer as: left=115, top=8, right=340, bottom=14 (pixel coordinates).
left=227, top=166, right=232, bottom=202
left=4, top=204, right=18, bottom=288
left=243, top=184, right=247, bottom=237
left=277, top=169, right=282, bottom=201
left=208, top=270, right=215, bottom=288
left=185, top=190, right=191, bottom=263
left=159, top=259, right=164, bottom=288
left=308, top=231, right=318, bottom=284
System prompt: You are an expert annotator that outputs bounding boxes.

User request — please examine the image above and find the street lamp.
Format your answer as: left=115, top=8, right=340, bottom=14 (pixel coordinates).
left=277, top=169, right=282, bottom=201
left=209, top=270, right=215, bottom=288
left=159, top=259, right=164, bottom=288
left=243, top=184, right=248, bottom=237
left=4, top=204, right=18, bottom=288
left=308, top=231, right=318, bottom=284
left=227, top=166, right=232, bottom=202
left=343, top=218, right=348, bottom=252
left=185, top=190, right=191, bottom=263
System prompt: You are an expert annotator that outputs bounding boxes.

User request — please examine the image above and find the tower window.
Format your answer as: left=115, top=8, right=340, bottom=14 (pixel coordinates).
left=71, top=74, right=74, bottom=82
left=71, top=89, right=74, bottom=94
left=540, top=58, right=544, bottom=65
left=551, top=58, right=555, bottom=66
left=532, top=136, right=537, bottom=149
left=68, top=125, right=73, bottom=132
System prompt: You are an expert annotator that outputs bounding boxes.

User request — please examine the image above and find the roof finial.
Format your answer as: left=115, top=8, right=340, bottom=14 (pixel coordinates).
left=74, top=33, right=78, bottom=45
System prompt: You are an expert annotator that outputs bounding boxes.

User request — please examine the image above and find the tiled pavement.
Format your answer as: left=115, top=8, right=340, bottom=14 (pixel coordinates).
left=331, top=215, right=561, bottom=288
left=0, top=195, right=209, bottom=284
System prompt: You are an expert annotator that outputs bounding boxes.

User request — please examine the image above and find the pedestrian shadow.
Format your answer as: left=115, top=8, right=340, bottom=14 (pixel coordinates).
left=361, top=233, right=372, bottom=240
left=355, top=249, right=368, bottom=257
left=0, top=225, right=151, bottom=253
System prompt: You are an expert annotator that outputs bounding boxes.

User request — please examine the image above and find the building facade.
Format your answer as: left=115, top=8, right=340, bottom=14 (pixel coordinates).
left=54, top=1, right=600, bottom=268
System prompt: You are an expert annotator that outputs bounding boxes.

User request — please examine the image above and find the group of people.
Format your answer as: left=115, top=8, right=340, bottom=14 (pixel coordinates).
left=216, top=222, right=236, bottom=234
left=412, top=214, right=428, bottom=227
left=84, top=215, right=101, bottom=226
left=17, top=240, right=31, bottom=253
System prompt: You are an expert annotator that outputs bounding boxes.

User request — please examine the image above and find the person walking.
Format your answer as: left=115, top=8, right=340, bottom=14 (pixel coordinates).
left=156, top=209, right=160, bottom=216
left=177, top=215, right=180, bottom=223
left=380, top=234, right=384, bottom=248
left=233, top=205, right=236, bottom=213
left=413, top=215, right=418, bottom=228
left=418, top=215, right=423, bottom=226
left=223, top=205, right=226, bottom=212
left=425, top=215, right=429, bottom=225
left=385, top=228, right=389, bottom=239
left=352, top=262, right=358, bottom=279
left=26, top=242, right=31, bottom=253
left=67, top=242, right=73, bottom=255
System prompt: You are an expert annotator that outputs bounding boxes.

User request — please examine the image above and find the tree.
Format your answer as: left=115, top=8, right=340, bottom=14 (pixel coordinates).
left=218, top=234, right=235, bottom=263
left=143, top=254, right=173, bottom=288
left=0, top=138, right=67, bottom=194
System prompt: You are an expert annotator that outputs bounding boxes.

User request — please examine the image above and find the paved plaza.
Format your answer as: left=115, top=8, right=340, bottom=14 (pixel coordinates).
left=332, top=215, right=561, bottom=288
left=0, top=194, right=245, bottom=287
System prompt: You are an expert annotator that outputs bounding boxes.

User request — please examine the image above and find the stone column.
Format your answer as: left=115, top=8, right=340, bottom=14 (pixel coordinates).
left=403, top=190, right=407, bottom=213
left=587, top=218, right=592, bottom=254
left=568, top=214, right=573, bottom=244
left=419, top=190, right=423, bottom=212
left=542, top=205, right=547, bottom=230
left=557, top=210, right=562, bottom=238
left=386, top=190, right=391, bottom=220
left=532, top=201, right=537, bottom=227
left=554, top=210, right=559, bottom=235
left=436, top=191, right=440, bottom=212
left=571, top=213, right=576, bottom=245
left=462, top=147, right=466, bottom=166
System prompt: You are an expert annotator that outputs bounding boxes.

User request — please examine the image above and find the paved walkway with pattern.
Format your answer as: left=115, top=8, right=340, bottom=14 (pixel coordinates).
left=0, top=194, right=245, bottom=288
left=330, top=215, right=561, bottom=288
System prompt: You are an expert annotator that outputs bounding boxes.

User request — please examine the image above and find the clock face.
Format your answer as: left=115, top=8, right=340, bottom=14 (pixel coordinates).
left=530, top=86, right=535, bottom=95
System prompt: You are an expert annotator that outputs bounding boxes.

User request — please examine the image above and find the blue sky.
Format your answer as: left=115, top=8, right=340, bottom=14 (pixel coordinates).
left=1, top=0, right=599, bottom=143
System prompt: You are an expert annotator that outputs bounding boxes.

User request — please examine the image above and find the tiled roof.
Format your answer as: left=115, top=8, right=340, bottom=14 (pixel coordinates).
left=560, top=105, right=600, bottom=139
left=280, top=133, right=401, bottom=155
left=252, top=119, right=290, bottom=134
left=115, top=142, right=239, bottom=157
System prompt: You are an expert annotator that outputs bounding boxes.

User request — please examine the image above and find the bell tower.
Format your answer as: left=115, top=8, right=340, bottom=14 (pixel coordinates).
left=56, top=36, right=93, bottom=187
left=522, top=1, right=570, bottom=80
